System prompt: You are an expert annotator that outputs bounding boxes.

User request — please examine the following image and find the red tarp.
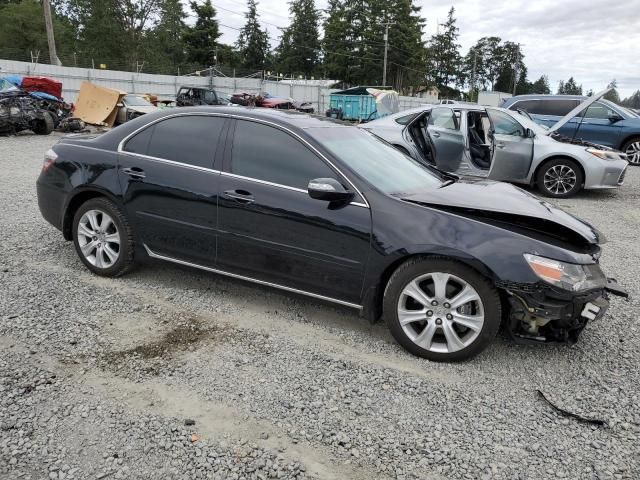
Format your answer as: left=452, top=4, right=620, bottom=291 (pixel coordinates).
left=21, top=76, right=63, bottom=99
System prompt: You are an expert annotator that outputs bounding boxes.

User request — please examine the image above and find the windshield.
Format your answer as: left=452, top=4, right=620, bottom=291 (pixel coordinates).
left=124, top=95, right=152, bottom=106
left=308, top=127, right=443, bottom=195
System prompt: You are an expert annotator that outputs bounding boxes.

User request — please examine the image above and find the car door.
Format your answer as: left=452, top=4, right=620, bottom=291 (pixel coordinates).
left=486, top=108, right=534, bottom=181
left=216, top=118, right=372, bottom=304
left=573, top=101, right=623, bottom=148
left=419, top=107, right=464, bottom=172
left=118, top=114, right=227, bottom=266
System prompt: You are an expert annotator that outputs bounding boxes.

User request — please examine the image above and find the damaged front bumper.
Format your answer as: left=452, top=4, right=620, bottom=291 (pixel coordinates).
left=504, top=278, right=628, bottom=344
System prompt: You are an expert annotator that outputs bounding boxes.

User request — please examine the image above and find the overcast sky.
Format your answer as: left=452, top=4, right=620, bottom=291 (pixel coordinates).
left=199, top=0, right=640, bottom=98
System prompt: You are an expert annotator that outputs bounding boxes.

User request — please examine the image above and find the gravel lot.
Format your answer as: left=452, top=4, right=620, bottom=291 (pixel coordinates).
left=1, top=132, right=639, bottom=480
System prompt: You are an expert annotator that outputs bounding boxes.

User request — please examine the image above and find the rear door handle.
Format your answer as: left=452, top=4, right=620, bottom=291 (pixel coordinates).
left=122, top=167, right=145, bottom=179
left=431, top=131, right=441, bottom=138
left=223, top=189, right=254, bottom=204
left=496, top=143, right=505, bottom=149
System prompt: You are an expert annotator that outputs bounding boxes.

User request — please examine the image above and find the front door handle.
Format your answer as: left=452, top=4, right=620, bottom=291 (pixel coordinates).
left=431, top=131, right=441, bottom=138
left=223, top=189, right=254, bottom=204
left=496, top=143, right=505, bottom=149
left=122, top=167, right=146, bottom=179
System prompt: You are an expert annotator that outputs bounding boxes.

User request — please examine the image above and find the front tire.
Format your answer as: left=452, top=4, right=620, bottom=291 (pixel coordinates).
left=536, top=158, right=584, bottom=198
left=72, top=198, right=135, bottom=276
left=383, top=258, right=501, bottom=362
left=621, top=137, right=640, bottom=166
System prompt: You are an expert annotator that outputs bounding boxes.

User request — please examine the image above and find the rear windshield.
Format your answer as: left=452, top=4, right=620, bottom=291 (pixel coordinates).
left=308, top=127, right=443, bottom=195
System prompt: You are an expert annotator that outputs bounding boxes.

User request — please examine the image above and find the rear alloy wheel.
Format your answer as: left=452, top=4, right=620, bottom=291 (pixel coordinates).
left=536, top=158, right=584, bottom=198
left=384, top=258, right=501, bottom=361
left=72, top=198, right=134, bottom=276
left=622, top=138, right=640, bottom=166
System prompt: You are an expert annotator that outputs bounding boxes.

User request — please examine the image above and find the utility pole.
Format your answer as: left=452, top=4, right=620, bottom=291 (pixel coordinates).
left=43, top=0, right=62, bottom=65
left=512, top=43, right=523, bottom=96
left=471, top=51, right=477, bottom=101
left=381, top=21, right=395, bottom=86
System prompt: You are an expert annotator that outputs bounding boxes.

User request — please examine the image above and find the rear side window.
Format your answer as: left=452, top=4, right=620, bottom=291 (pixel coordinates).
left=428, top=107, right=458, bottom=130
left=124, top=115, right=225, bottom=169
left=511, top=99, right=580, bottom=116
left=230, top=120, right=336, bottom=189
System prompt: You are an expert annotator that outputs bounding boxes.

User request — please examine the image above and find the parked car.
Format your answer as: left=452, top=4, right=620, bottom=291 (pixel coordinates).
left=115, top=94, right=158, bottom=124
left=176, top=86, right=225, bottom=106
left=36, top=107, right=626, bottom=361
left=502, top=93, right=640, bottom=165
left=363, top=93, right=628, bottom=198
left=0, top=80, right=55, bottom=136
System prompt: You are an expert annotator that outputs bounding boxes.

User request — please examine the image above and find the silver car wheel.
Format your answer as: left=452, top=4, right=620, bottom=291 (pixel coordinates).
left=397, top=272, right=485, bottom=353
left=625, top=141, right=640, bottom=165
left=77, top=209, right=120, bottom=268
left=543, top=164, right=577, bottom=195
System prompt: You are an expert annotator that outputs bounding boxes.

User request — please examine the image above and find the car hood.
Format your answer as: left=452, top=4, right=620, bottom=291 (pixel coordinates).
left=400, top=178, right=603, bottom=248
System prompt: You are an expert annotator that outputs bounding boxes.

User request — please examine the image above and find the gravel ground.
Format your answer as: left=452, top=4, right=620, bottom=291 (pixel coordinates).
left=1, top=131, right=639, bottom=480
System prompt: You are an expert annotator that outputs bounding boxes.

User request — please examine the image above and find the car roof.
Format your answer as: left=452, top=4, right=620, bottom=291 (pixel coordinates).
left=505, top=94, right=586, bottom=103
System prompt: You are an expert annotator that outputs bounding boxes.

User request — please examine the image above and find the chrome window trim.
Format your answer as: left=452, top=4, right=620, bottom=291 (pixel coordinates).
left=143, top=245, right=363, bottom=310
left=116, top=111, right=370, bottom=208
left=120, top=150, right=221, bottom=174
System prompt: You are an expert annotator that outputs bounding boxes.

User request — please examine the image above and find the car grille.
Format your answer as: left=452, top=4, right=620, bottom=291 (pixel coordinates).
left=618, top=167, right=627, bottom=185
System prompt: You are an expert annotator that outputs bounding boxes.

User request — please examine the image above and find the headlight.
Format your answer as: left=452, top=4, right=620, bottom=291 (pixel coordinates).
left=586, top=147, right=622, bottom=160
left=523, top=254, right=606, bottom=292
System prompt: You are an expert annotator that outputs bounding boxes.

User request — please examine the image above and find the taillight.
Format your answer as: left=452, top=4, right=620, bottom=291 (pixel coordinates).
left=42, top=148, right=58, bottom=172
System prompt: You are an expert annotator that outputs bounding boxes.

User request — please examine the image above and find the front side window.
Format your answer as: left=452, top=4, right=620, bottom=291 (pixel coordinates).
left=487, top=109, right=524, bottom=136
left=231, top=120, right=336, bottom=189
left=582, top=102, right=615, bottom=119
left=429, top=107, right=458, bottom=130
left=124, top=115, right=225, bottom=168
left=395, top=113, right=418, bottom=125
left=309, top=127, right=443, bottom=195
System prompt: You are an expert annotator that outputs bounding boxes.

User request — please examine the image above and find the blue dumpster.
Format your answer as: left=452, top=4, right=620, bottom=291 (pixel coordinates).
left=328, top=86, right=392, bottom=122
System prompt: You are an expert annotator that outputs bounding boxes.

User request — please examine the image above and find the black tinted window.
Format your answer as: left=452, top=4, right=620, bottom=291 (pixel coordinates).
left=124, top=125, right=153, bottom=154
left=125, top=116, right=225, bottom=168
left=231, top=120, right=336, bottom=189
left=512, top=99, right=580, bottom=116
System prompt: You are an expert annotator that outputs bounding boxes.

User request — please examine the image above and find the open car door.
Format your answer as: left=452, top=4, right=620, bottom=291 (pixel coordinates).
left=404, top=107, right=464, bottom=172
left=486, top=108, right=534, bottom=182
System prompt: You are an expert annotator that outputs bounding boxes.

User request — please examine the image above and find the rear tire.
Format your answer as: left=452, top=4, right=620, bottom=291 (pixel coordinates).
left=383, top=258, right=501, bottom=362
left=536, top=158, right=584, bottom=198
left=72, top=198, right=135, bottom=277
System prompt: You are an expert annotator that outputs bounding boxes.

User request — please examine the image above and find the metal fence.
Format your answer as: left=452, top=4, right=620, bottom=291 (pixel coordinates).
left=0, top=59, right=435, bottom=114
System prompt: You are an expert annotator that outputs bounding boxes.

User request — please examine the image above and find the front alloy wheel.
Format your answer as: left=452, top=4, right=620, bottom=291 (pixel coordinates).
left=536, top=158, right=584, bottom=198
left=384, top=258, right=501, bottom=361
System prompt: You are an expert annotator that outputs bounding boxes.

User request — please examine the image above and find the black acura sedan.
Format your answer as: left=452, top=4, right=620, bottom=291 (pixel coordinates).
left=36, top=107, right=626, bottom=361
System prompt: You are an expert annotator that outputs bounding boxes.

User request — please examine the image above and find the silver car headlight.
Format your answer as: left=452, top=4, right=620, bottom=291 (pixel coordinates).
left=524, top=254, right=606, bottom=292
left=586, top=147, right=622, bottom=160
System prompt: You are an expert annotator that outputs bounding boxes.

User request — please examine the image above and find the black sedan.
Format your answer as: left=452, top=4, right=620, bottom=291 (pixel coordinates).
left=36, top=107, right=626, bottom=361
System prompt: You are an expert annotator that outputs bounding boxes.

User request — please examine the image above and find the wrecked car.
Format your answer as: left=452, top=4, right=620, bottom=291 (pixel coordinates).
left=115, top=95, right=158, bottom=124
left=36, top=107, right=626, bottom=361
left=176, top=86, right=225, bottom=107
left=0, top=79, right=54, bottom=136
left=364, top=89, right=628, bottom=197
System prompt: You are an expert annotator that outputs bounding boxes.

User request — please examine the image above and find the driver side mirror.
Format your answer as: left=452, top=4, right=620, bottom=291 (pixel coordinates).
left=608, top=113, right=623, bottom=123
left=308, top=178, right=354, bottom=202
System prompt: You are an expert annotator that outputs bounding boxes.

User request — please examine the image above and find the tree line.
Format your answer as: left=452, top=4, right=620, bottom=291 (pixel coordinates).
left=0, top=0, right=635, bottom=105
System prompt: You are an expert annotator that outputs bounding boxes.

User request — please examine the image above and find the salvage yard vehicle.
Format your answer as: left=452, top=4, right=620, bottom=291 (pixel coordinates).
left=115, top=94, right=158, bottom=124
left=36, top=107, right=627, bottom=361
left=0, top=80, right=54, bottom=136
left=176, top=86, right=225, bottom=106
left=502, top=93, right=640, bottom=165
left=364, top=91, right=629, bottom=198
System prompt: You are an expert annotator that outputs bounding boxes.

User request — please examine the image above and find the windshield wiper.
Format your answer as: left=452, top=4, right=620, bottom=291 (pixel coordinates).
left=439, top=179, right=456, bottom=188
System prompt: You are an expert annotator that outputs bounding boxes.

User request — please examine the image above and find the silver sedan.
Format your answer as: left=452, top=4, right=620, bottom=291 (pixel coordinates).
left=363, top=93, right=628, bottom=198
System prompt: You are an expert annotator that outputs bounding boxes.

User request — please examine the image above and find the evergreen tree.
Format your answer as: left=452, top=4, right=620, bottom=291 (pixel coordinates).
left=621, top=90, right=640, bottom=109
left=236, top=0, right=270, bottom=71
left=184, top=0, right=220, bottom=66
left=530, top=75, right=551, bottom=94
left=604, top=79, right=620, bottom=103
left=151, top=0, right=188, bottom=71
left=321, top=0, right=351, bottom=81
left=275, top=0, right=321, bottom=76
left=426, top=7, right=461, bottom=89
left=493, top=41, right=525, bottom=94
left=559, top=77, right=582, bottom=95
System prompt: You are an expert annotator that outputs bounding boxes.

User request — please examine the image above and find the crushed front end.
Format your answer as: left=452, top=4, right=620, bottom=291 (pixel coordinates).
left=500, top=257, right=628, bottom=343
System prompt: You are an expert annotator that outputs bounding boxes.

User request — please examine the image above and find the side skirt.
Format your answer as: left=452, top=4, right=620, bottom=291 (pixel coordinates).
left=143, top=245, right=363, bottom=310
